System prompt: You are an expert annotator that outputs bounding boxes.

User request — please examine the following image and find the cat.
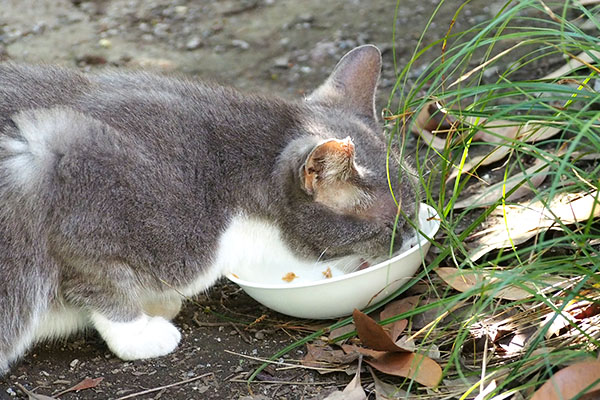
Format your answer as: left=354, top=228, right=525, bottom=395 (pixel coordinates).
left=0, top=44, right=418, bottom=374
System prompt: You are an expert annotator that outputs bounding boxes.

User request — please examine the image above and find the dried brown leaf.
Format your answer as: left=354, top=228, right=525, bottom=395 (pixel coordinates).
left=543, top=50, right=600, bottom=80
left=453, top=157, right=550, bottom=209
left=447, top=119, right=559, bottom=182
left=379, top=296, right=420, bottom=342
left=368, top=367, right=408, bottom=399
left=531, top=360, right=600, bottom=400
left=59, top=377, right=103, bottom=395
left=364, top=351, right=442, bottom=388
left=352, top=309, right=411, bottom=352
left=435, top=267, right=533, bottom=300
left=328, top=323, right=355, bottom=342
left=411, top=101, right=457, bottom=151
left=323, top=356, right=367, bottom=400
left=466, top=190, right=600, bottom=261
left=342, top=344, right=386, bottom=359
left=302, top=342, right=358, bottom=369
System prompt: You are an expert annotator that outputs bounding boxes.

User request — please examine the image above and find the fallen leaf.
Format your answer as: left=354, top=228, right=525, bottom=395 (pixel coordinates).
left=55, top=377, right=103, bottom=396
left=531, top=360, right=600, bottom=400
left=368, top=367, right=408, bottom=399
left=435, top=267, right=533, bottom=300
left=352, top=309, right=412, bottom=352
left=453, top=156, right=550, bottom=209
left=282, top=272, right=299, bottom=282
left=411, top=101, right=458, bottom=151
left=328, top=323, right=356, bottom=342
left=342, top=343, right=387, bottom=359
left=543, top=50, right=600, bottom=80
left=466, top=190, right=600, bottom=261
left=380, top=296, right=420, bottom=321
left=302, top=342, right=359, bottom=370
left=379, top=296, right=420, bottom=342
left=447, top=119, right=559, bottom=182
left=323, top=355, right=367, bottom=400
left=342, top=344, right=442, bottom=388
left=322, top=267, right=333, bottom=279
left=364, top=351, right=442, bottom=388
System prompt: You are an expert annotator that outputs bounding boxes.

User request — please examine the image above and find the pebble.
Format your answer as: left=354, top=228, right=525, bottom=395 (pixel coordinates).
left=232, top=39, right=250, bottom=50
left=138, top=22, right=151, bottom=32
left=174, top=6, right=188, bottom=16
left=273, top=55, right=289, bottom=68
left=98, top=38, right=111, bottom=48
left=254, top=331, right=265, bottom=340
left=69, top=359, right=79, bottom=368
left=153, top=23, right=170, bottom=38
left=186, top=36, right=202, bottom=50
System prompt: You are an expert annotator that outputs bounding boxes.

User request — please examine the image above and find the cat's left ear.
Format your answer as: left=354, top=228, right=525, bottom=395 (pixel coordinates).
left=307, top=44, right=382, bottom=120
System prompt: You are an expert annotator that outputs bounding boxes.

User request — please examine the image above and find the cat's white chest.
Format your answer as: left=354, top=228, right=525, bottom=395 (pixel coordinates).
left=179, top=215, right=361, bottom=294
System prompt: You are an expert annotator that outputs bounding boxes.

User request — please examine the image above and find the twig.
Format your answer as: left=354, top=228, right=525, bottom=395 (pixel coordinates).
left=14, top=383, right=49, bottom=400
left=224, top=350, right=344, bottom=373
left=114, top=373, right=213, bottom=400
left=229, top=378, right=340, bottom=385
left=230, top=322, right=253, bottom=344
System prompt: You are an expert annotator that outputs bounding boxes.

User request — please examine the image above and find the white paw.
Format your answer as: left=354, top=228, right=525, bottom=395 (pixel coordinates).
left=91, top=313, right=181, bottom=360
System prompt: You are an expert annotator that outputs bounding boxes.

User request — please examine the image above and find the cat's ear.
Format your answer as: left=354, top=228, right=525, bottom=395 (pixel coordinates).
left=307, top=44, right=382, bottom=120
left=301, top=137, right=371, bottom=213
left=302, top=137, right=356, bottom=195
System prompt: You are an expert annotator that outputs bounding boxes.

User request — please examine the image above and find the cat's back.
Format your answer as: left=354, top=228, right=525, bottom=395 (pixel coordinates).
left=0, top=63, right=91, bottom=120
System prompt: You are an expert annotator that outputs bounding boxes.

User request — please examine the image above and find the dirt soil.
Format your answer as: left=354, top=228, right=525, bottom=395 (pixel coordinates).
left=0, top=1, right=503, bottom=399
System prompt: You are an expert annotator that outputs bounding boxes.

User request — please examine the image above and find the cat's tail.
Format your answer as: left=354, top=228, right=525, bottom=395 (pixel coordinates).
left=0, top=107, right=108, bottom=196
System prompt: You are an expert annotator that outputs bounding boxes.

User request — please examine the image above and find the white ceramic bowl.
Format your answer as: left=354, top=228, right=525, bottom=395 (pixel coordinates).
left=226, top=203, right=440, bottom=319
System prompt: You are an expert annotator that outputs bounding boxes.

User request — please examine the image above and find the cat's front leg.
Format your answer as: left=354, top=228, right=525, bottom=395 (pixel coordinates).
left=90, top=312, right=181, bottom=360
left=63, top=268, right=182, bottom=361
left=142, top=292, right=183, bottom=321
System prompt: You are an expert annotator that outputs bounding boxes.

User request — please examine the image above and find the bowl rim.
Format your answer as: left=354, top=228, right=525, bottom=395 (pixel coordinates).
left=226, top=203, right=439, bottom=291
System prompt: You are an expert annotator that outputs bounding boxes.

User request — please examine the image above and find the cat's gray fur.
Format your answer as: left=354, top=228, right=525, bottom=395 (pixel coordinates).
left=0, top=45, right=417, bottom=373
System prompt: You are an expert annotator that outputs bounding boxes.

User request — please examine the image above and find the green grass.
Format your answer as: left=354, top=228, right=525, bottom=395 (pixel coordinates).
left=249, top=1, right=600, bottom=398
left=385, top=0, right=600, bottom=398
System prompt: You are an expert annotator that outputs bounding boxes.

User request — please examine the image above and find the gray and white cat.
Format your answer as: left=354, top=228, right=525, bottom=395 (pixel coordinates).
left=0, top=45, right=418, bottom=373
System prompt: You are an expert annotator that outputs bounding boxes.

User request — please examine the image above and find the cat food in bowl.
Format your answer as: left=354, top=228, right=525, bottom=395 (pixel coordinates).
left=226, top=203, right=440, bottom=319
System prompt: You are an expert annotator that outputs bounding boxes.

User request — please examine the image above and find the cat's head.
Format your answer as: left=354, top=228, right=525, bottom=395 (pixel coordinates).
left=276, top=45, right=419, bottom=261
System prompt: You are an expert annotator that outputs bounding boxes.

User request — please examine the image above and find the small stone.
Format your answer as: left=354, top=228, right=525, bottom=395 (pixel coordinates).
left=273, top=55, right=289, bottom=68
left=153, top=23, right=169, bottom=38
left=299, top=13, right=314, bottom=23
left=69, top=359, right=79, bottom=368
left=98, top=38, right=111, bottom=48
left=197, top=385, right=209, bottom=393
left=186, top=36, right=202, bottom=50
left=32, top=21, right=47, bottom=34
left=231, top=39, right=249, bottom=50
left=254, top=331, right=265, bottom=340
left=174, top=5, right=188, bottom=15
